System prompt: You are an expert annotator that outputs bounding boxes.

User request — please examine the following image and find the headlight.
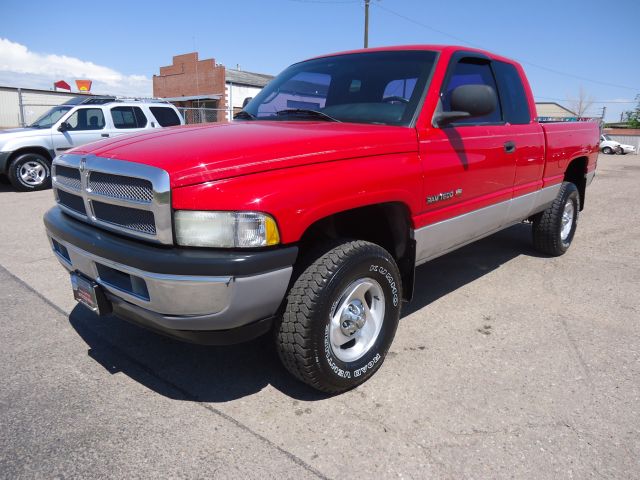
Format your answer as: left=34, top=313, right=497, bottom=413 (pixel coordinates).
left=174, top=211, right=280, bottom=248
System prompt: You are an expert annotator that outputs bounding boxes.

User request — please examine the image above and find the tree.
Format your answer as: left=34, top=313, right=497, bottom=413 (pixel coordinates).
left=622, top=94, right=640, bottom=128
left=567, top=86, right=594, bottom=119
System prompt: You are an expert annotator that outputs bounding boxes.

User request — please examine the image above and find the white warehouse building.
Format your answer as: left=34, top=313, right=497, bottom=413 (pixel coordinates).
left=225, top=69, right=273, bottom=121
left=0, top=86, right=95, bottom=129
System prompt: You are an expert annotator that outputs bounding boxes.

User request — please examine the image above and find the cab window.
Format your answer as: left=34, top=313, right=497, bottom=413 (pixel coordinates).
left=442, top=59, right=502, bottom=125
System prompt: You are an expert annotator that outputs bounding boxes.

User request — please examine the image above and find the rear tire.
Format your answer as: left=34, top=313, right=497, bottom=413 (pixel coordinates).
left=532, top=182, right=579, bottom=256
left=7, top=153, right=51, bottom=191
left=276, top=240, right=402, bottom=393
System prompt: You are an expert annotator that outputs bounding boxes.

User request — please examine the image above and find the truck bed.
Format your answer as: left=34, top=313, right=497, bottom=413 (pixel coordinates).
left=541, top=121, right=600, bottom=184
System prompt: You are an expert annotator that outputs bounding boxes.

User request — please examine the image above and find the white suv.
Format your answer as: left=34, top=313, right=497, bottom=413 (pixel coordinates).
left=0, top=96, right=184, bottom=191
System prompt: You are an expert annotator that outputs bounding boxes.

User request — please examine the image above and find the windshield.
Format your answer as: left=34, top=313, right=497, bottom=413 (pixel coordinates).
left=29, top=106, right=72, bottom=128
left=242, top=50, right=437, bottom=126
left=602, top=134, right=612, bottom=141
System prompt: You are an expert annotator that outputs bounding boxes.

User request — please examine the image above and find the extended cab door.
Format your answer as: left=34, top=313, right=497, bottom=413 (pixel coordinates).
left=492, top=61, right=545, bottom=199
left=51, top=107, right=108, bottom=155
left=415, top=54, right=516, bottom=262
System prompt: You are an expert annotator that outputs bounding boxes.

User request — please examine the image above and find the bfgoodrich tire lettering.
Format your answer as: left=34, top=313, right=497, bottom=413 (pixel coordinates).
left=532, top=181, right=579, bottom=256
left=276, top=240, right=402, bottom=393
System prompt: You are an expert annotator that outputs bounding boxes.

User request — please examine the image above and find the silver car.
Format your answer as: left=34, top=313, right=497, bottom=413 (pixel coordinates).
left=0, top=96, right=183, bottom=191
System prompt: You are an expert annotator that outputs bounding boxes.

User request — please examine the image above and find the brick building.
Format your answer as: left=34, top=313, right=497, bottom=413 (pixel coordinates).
left=153, top=52, right=273, bottom=123
left=153, top=52, right=226, bottom=122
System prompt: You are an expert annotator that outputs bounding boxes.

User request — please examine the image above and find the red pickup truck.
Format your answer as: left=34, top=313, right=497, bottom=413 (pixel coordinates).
left=44, top=45, right=599, bottom=393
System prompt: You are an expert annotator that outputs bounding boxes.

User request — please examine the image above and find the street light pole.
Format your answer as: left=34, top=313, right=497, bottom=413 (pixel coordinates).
left=364, top=0, right=370, bottom=48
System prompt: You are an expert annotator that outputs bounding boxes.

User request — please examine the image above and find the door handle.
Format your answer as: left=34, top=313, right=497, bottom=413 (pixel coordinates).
left=504, top=141, right=516, bottom=153
left=101, top=133, right=109, bottom=138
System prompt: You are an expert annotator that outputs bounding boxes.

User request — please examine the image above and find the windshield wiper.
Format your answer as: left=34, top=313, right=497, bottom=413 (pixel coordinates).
left=234, top=110, right=257, bottom=120
left=275, top=109, right=340, bottom=122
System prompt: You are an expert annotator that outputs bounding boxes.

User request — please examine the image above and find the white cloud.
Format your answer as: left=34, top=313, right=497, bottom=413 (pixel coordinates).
left=0, top=38, right=152, bottom=97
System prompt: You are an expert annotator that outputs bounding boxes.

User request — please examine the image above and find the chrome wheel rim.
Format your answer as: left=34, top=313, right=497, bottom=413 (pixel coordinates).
left=329, top=277, right=385, bottom=363
left=561, top=199, right=574, bottom=241
left=19, top=160, right=46, bottom=186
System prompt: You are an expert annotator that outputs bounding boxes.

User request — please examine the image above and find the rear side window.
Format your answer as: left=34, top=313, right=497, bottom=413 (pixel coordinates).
left=149, top=107, right=181, bottom=127
left=442, top=59, right=502, bottom=125
left=111, top=106, right=147, bottom=129
left=493, top=61, right=531, bottom=124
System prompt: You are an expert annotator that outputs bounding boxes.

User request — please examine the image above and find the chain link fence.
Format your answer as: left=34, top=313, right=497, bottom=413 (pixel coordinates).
left=177, top=107, right=225, bottom=124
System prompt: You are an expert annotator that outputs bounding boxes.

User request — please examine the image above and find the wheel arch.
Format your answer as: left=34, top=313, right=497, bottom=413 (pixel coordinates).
left=8, top=146, right=54, bottom=168
left=564, top=156, right=588, bottom=210
left=297, top=201, right=416, bottom=301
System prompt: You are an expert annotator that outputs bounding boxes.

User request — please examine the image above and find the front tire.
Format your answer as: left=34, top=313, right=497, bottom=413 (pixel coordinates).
left=602, top=146, right=613, bottom=155
left=8, top=153, right=51, bottom=191
left=532, top=182, right=579, bottom=256
left=276, top=240, right=402, bottom=393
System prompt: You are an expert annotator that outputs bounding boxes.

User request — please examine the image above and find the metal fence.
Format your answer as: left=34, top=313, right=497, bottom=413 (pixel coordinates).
left=608, top=135, right=640, bottom=152
left=177, top=107, right=225, bottom=124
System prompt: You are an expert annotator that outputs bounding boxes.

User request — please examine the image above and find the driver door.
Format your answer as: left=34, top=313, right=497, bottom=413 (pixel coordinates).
left=52, top=107, right=107, bottom=155
left=415, top=55, right=516, bottom=262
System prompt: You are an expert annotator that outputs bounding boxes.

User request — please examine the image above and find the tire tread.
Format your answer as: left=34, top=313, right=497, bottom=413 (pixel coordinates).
left=276, top=240, right=395, bottom=393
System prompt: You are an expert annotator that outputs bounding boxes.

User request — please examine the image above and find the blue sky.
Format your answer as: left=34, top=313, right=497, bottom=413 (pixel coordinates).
left=1, top=0, right=638, bottom=121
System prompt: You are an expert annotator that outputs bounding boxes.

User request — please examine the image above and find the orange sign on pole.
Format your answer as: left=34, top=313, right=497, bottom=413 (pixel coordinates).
left=75, top=80, right=92, bottom=92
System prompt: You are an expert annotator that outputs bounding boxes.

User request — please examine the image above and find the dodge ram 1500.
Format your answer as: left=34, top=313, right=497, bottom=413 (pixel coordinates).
left=44, top=45, right=599, bottom=393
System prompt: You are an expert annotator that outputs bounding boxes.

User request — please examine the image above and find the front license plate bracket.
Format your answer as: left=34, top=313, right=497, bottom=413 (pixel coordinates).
left=71, top=272, right=112, bottom=315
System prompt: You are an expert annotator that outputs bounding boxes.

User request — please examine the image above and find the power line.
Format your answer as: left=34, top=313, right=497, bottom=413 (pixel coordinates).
left=372, top=2, right=639, bottom=92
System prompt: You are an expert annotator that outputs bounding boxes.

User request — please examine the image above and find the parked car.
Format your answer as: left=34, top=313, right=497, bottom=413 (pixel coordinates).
left=600, top=134, right=636, bottom=155
left=44, top=45, right=599, bottom=393
left=0, top=97, right=184, bottom=191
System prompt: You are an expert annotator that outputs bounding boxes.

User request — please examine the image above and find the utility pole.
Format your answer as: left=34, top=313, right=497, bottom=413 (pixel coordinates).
left=600, top=106, right=606, bottom=121
left=364, top=0, right=370, bottom=48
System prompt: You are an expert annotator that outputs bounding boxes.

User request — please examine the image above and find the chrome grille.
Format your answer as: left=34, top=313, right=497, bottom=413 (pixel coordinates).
left=52, top=154, right=172, bottom=244
left=54, top=165, right=82, bottom=190
left=92, top=201, right=156, bottom=235
left=88, top=172, right=154, bottom=203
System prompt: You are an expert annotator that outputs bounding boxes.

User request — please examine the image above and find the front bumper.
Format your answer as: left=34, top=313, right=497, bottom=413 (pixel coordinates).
left=44, top=207, right=297, bottom=344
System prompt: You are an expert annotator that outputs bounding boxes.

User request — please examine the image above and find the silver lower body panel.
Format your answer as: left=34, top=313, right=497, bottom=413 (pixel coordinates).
left=415, top=184, right=561, bottom=265
left=49, top=235, right=292, bottom=331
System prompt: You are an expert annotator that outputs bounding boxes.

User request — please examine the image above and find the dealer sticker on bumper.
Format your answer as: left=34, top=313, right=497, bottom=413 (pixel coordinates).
left=70, top=272, right=110, bottom=315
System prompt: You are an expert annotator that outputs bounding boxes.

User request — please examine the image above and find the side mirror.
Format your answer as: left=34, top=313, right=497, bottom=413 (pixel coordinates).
left=242, top=97, right=253, bottom=108
left=57, top=122, right=70, bottom=132
left=433, top=84, right=497, bottom=127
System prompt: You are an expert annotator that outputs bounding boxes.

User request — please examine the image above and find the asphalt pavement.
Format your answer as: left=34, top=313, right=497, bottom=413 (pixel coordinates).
left=1, top=154, right=638, bottom=479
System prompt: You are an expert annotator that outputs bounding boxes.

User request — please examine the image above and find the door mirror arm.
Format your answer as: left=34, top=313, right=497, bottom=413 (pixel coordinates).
left=432, top=111, right=471, bottom=127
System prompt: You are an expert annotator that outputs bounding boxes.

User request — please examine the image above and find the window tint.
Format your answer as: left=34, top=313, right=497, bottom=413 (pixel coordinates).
left=64, top=108, right=105, bottom=131
left=243, top=51, right=438, bottom=126
left=442, top=59, right=502, bottom=125
left=257, top=72, right=331, bottom=116
left=111, top=106, right=147, bottom=129
left=149, top=107, right=181, bottom=127
left=493, top=61, right=530, bottom=124
left=383, top=78, right=417, bottom=101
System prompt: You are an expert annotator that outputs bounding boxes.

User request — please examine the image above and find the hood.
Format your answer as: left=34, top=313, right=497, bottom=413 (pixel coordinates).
left=0, top=127, right=48, bottom=139
left=70, top=121, right=418, bottom=188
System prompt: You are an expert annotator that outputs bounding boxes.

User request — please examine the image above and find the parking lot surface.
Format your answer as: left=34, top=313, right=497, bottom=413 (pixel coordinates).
left=1, top=154, right=639, bottom=479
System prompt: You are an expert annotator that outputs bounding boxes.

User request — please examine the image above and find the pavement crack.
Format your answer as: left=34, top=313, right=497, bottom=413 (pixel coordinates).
left=559, top=316, right=595, bottom=390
